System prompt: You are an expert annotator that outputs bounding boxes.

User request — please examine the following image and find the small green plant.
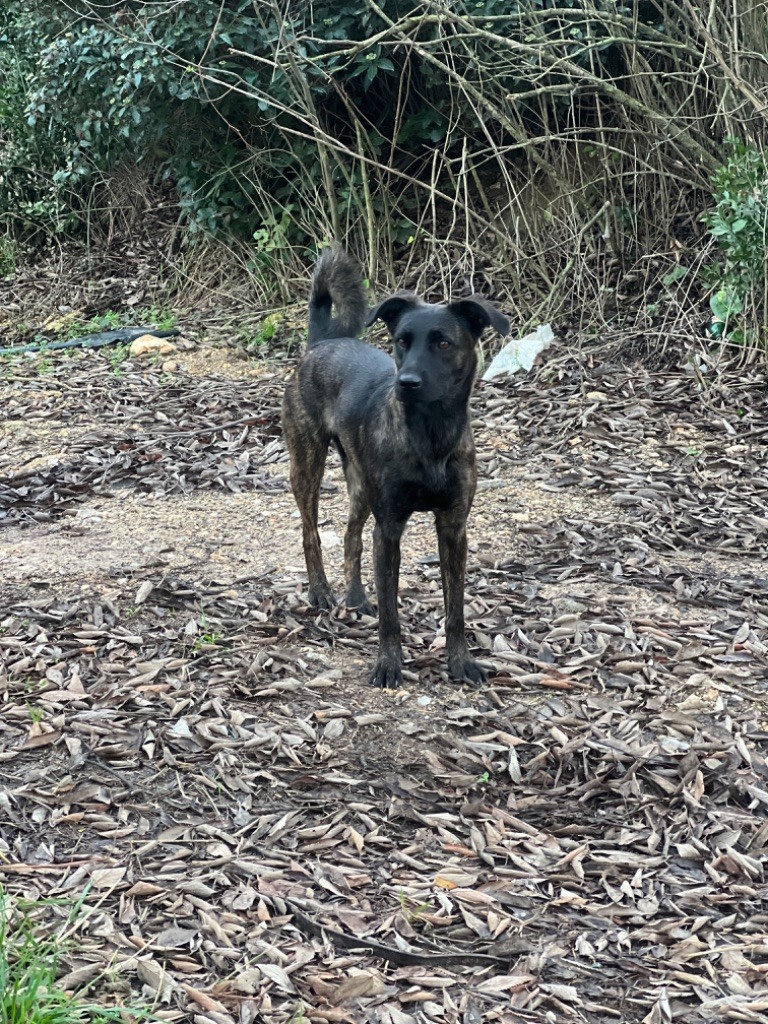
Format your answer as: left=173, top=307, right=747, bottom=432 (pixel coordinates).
left=61, top=308, right=175, bottom=342
left=142, top=306, right=177, bottom=332
left=63, top=311, right=124, bottom=339
left=704, top=138, right=768, bottom=345
left=0, top=237, right=18, bottom=277
left=396, top=890, right=434, bottom=925
left=95, top=309, right=122, bottom=330
left=192, top=631, right=224, bottom=652
left=236, top=315, right=302, bottom=360
left=238, top=313, right=282, bottom=355
left=251, top=206, right=294, bottom=264
left=30, top=337, right=54, bottom=374
left=106, top=342, right=131, bottom=377
left=25, top=702, right=44, bottom=723
left=190, top=611, right=224, bottom=652
left=0, top=888, right=150, bottom=1023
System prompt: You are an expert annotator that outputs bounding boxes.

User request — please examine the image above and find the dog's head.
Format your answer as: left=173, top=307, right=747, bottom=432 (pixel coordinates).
left=366, top=292, right=509, bottom=406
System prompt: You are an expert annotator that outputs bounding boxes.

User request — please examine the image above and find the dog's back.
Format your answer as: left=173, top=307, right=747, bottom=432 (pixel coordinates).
left=308, top=248, right=368, bottom=347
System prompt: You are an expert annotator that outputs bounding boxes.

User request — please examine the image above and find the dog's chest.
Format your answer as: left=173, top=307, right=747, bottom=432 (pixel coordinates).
left=391, top=462, right=456, bottom=513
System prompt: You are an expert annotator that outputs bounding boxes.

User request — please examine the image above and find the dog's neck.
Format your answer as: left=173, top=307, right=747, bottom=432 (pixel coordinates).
left=399, top=379, right=474, bottom=461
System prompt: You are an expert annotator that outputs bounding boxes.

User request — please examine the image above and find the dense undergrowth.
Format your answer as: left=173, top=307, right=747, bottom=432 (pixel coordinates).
left=1, top=1, right=767, bottom=349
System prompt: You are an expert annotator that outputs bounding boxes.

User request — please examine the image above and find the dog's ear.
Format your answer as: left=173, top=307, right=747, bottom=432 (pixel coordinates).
left=447, top=296, right=510, bottom=340
left=365, top=291, right=422, bottom=334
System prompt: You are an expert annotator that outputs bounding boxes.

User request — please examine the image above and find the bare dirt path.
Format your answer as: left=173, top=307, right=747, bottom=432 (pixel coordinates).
left=1, top=336, right=767, bottom=1023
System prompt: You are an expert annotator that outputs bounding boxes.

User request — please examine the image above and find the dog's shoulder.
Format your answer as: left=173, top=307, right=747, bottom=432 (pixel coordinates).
left=299, top=335, right=394, bottom=382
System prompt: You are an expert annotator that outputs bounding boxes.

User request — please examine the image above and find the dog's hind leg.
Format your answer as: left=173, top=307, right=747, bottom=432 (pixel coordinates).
left=435, top=510, right=487, bottom=685
left=284, top=416, right=335, bottom=610
left=342, top=463, right=373, bottom=614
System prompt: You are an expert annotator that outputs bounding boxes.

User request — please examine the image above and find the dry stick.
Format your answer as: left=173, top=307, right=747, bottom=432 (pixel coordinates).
left=453, top=5, right=718, bottom=168
left=193, top=60, right=523, bottom=260
left=353, top=116, right=376, bottom=280
left=328, top=80, right=381, bottom=280
left=284, top=897, right=512, bottom=968
left=405, top=7, right=675, bottom=268
left=268, top=5, right=341, bottom=241
left=363, top=0, right=558, bottom=180
left=446, top=26, right=575, bottom=279
left=374, top=0, right=716, bottom=168
left=681, top=0, right=768, bottom=125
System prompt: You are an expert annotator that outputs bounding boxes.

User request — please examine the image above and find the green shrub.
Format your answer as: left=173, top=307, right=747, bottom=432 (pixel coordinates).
left=0, top=1, right=646, bottom=247
left=0, top=5, right=75, bottom=238
left=2, top=1, right=768, bottom=341
left=704, top=139, right=768, bottom=344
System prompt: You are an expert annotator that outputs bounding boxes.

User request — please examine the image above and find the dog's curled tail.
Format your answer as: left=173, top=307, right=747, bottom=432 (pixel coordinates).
left=308, top=247, right=368, bottom=347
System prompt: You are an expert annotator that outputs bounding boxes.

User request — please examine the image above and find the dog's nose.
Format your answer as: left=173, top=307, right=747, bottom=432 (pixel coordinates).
left=397, top=373, right=422, bottom=391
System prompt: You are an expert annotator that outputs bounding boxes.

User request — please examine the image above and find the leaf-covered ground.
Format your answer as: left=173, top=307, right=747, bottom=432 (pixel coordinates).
left=1, top=334, right=768, bottom=1024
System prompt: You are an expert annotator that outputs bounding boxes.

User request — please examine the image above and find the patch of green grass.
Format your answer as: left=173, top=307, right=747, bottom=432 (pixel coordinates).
left=237, top=313, right=281, bottom=355
left=29, top=336, right=56, bottom=374
left=142, top=305, right=178, bottom=332
left=236, top=313, right=302, bottom=361
left=61, top=306, right=177, bottom=342
left=62, top=311, right=122, bottom=340
left=0, top=889, right=150, bottom=1024
left=25, top=702, right=44, bottom=723
left=0, top=237, right=18, bottom=278
left=192, top=630, right=224, bottom=652
left=106, top=342, right=131, bottom=378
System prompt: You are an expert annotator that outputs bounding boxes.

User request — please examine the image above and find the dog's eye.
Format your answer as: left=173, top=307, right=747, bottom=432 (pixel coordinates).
left=437, top=339, right=451, bottom=350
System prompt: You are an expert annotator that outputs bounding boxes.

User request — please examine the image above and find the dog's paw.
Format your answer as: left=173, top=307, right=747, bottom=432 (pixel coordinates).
left=369, top=656, right=403, bottom=689
left=448, top=656, right=488, bottom=686
left=344, top=583, right=375, bottom=616
left=308, top=585, right=336, bottom=610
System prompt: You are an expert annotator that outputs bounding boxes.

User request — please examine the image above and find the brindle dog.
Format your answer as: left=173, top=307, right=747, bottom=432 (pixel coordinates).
left=282, top=248, right=509, bottom=688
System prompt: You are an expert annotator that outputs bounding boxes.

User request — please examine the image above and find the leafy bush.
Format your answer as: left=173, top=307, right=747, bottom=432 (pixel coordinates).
left=0, top=5, right=75, bottom=238
left=704, top=139, right=768, bottom=344
left=1, top=1, right=768, bottom=336
left=0, top=1, right=658, bottom=247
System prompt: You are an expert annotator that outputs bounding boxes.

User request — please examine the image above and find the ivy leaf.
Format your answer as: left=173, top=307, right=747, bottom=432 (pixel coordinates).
left=364, top=64, right=378, bottom=88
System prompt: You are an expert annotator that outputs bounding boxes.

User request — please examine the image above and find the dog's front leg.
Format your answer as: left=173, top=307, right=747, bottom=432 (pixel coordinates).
left=435, top=510, right=487, bottom=685
left=370, top=520, right=405, bottom=688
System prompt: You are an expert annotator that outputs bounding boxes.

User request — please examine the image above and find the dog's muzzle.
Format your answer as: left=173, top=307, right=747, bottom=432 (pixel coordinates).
left=395, top=372, right=423, bottom=402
